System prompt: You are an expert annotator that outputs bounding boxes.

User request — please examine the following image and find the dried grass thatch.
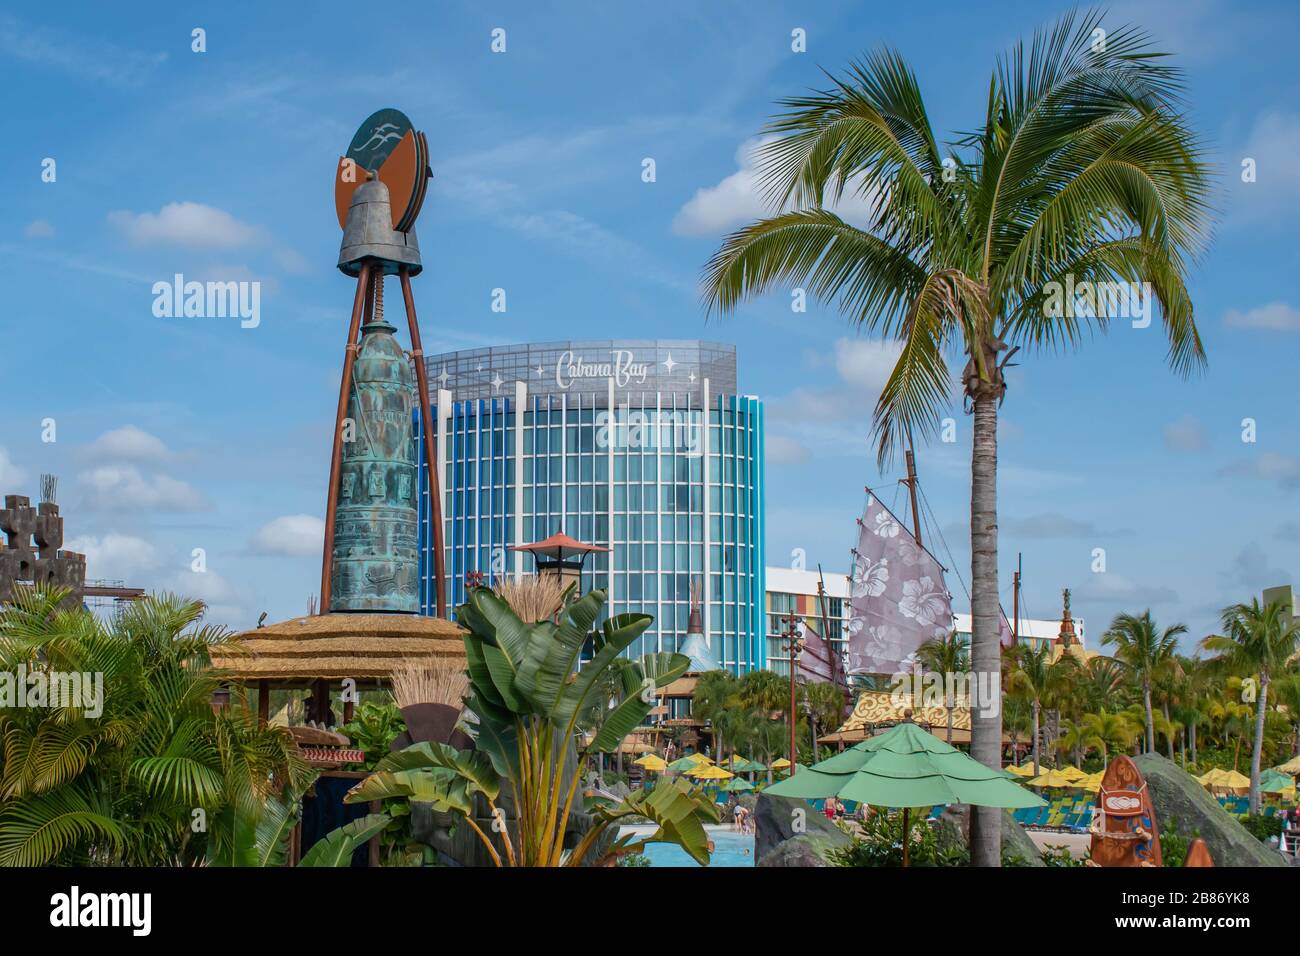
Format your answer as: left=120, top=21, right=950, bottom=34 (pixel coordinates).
left=390, top=657, right=469, bottom=708
left=210, top=612, right=466, bottom=681
left=492, top=574, right=569, bottom=623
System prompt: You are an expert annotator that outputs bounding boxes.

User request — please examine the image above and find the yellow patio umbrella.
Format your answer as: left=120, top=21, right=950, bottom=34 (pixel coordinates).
left=1079, top=771, right=1104, bottom=792
left=1198, top=768, right=1251, bottom=790
left=633, top=754, right=668, bottom=772
left=1027, top=769, right=1085, bottom=788
left=770, top=758, right=792, bottom=770
left=1004, top=763, right=1036, bottom=777
left=688, top=764, right=734, bottom=781
left=1275, top=755, right=1300, bottom=774
left=1057, top=765, right=1088, bottom=782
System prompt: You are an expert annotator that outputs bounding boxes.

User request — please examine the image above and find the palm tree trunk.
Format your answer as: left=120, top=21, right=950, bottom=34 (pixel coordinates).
left=1031, top=700, right=1040, bottom=776
left=946, top=705, right=954, bottom=744
left=969, top=390, right=1002, bottom=867
left=1143, top=680, right=1154, bottom=753
left=1190, top=720, right=1198, bottom=767
left=1163, top=702, right=1175, bottom=761
left=1250, top=674, right=1268, bottom=816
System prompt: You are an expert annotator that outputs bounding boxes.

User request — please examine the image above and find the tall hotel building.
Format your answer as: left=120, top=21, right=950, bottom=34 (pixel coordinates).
left=414, top=340, right=766, bottom=672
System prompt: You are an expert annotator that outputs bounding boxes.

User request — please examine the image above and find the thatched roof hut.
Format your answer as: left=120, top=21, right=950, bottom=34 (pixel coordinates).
left=212, top=612, right=465, bottom=683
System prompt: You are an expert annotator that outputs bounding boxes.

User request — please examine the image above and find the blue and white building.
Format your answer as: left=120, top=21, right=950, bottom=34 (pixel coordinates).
left=414, top=340, right=766, bottom=672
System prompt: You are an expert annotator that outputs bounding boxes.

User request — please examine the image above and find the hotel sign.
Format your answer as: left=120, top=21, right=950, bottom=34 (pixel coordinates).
left=555, top=349, right=650, bottom=389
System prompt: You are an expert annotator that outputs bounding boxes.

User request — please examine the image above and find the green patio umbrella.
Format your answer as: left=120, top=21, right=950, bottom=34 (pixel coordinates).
left=725, top=757, right=766, bottom=773
left=722, top=777, right=755, bottom=792
left=765, top=720, right=1046, bottom=865
left=1259, top=769, right=1295, bottom=795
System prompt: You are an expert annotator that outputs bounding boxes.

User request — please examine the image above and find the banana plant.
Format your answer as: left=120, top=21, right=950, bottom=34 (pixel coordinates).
left=347, top=587, right=719, bottom=866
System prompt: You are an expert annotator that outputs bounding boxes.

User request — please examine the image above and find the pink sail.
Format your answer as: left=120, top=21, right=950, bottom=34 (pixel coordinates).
left=845, top=493, right=954, bottom=676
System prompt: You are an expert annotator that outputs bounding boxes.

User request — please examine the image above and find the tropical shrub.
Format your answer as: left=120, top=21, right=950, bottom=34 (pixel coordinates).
left=346, top=587, right=719, bottom=866
left=830, top=811, right=966, bottom=867
left=339, top=700, right=406, bottom=770
left=0, top=588, right=307, bottom=866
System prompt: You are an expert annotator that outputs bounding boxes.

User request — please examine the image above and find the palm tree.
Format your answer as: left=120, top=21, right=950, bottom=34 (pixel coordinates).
left=1201, top=599, right=1300, bottom=815
left=802, top=680, right=848, bottom=759
left=1057, top=718, right=1097, bottom=768
left=701, top=11, right=1210, bottom=865
left=0, top=588, right=307, bottom=865
left=1072, top=656, right=1130, bottom=716
left=916, top=631, right=970, bottom=743
left=1080, top=709, right=1141, bottom=764
left=692, top=669, right=740, bottom=760
left=1102, top=610, right=1186, bottom=753
left=1005, top=643, right=1077, bottom=774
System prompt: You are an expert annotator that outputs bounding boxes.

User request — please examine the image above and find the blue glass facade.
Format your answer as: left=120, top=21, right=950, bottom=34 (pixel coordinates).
left=414, top=340, right=765, bottom=673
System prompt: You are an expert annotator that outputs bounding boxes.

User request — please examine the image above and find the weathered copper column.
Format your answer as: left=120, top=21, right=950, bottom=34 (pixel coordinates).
left=320, top=261, right=372, bottom=610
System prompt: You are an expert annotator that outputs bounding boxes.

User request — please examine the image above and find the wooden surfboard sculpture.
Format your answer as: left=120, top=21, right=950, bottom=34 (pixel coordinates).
left=1183, top=837, right=1214, bottom=867
left=1087, top=755, right=1162, bottom=867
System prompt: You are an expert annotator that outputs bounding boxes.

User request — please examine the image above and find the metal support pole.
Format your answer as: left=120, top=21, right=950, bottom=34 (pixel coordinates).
left=320, top=261, right=373, bottom=612
left=398, top=266, right=447, bottom=618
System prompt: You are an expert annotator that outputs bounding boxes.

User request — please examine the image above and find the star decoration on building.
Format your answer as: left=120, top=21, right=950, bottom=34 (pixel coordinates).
left=436, top=367, right=450, bottom=388
left=534, top=364, right=543, bottom=377
left=688, top=370, right=696, bottom=383
left=491, top=373, right=503, bottom=392
left=662, top=353, right=677, bottom=374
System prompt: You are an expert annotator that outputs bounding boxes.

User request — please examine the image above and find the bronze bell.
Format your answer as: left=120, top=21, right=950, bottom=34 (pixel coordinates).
left=337, top=179, right=422, bottom=277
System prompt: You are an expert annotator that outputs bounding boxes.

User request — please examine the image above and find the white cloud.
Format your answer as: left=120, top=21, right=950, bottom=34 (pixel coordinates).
left=78, top=465, right=208, bottom=512
left=0, top=447, right=25, bottom=490
left=249, top=514, right=324, bottom=557
left=108, top=202, right=261, bottom=249
left=85, top=425, right=172, bottom=464
left=66, top=533, right=160, bottom=580
left=1240, top=112, right=1300, bottom=197
left=24, top=219, right=54, bottom=239
left=1074, top=573, right=1179, bottom=606
left=1221, top=452, right=1300, bottom=489
left=167, top=568, right=253, bottom=629
left=1163, top=414, right=1208, bottom=452
left=832, top=338, right=904, bottom=393
left=766, top=434, right=811, bottom=465
left=672, top=136, right=879, bottom=237
left=1224, top=301, right=1300, bottom=332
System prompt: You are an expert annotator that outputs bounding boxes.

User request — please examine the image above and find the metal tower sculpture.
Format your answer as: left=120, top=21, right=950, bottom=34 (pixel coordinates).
left=322, top=109, right=445, bottom=617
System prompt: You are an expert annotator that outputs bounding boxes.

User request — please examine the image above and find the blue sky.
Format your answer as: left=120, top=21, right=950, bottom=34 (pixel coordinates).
left=2, top=0, right=1297, bottom=646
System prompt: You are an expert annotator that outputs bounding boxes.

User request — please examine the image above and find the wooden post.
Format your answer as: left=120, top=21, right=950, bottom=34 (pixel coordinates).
left=902, top=806, right=911, bottom=867
left=312, top=678, right=329, bottom=724
left=398, top=266, right=447, bottom=618
left=321, top=261, right=374, bottom=611
left=904, top=446, right=922, bottom=545
left=258, top=679, right=270, bottom=728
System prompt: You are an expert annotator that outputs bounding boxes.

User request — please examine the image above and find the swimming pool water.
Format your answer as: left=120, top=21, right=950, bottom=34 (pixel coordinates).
left=634, top=828, right=756, bottom=867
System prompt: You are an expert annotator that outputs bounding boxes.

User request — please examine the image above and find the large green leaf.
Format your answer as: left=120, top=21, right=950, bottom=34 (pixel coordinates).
left=480, top=642, right=527, bottom=713
left=373, top=741, right=500, bottom=800
left=589, top=777, right=720, bottom=866
left=555, top=610, right=652, bottom=727
left=515, top=589, right=606, bottom=716
left=589, top=694, right=654, bottom=753
left=345, top=768, right=477, bottom=816
left=298, top=813, right=390, bottom=867
left=0, top=787, right=126, bottom=867
left=464, top=588, right=535, bottom=670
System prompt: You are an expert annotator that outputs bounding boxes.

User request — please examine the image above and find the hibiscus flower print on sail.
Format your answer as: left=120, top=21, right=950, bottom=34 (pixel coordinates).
left=845, top=494, right=955, bottom=676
